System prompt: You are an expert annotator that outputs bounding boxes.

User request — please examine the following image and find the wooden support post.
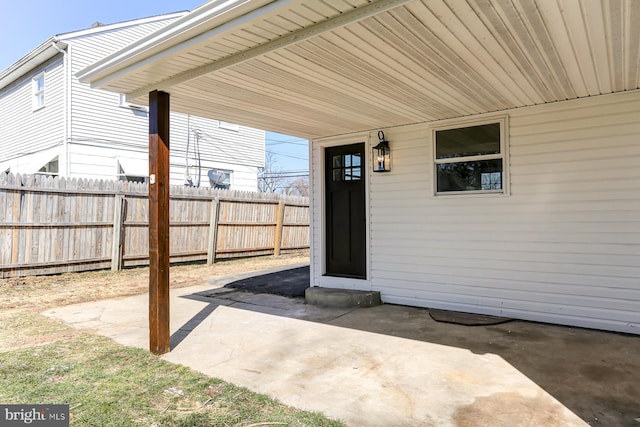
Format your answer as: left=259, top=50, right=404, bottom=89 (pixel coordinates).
left=207, top=198, right=220, bottom=265
left=274, top=201, right=285, bottom=256
left=111, top=194, right=125, bottom=271
left=148, top=90, right=171, bottom=355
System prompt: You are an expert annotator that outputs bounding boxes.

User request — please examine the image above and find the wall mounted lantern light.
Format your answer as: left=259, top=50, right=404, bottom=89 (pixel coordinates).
left=373, top=130, right=391, bottom=172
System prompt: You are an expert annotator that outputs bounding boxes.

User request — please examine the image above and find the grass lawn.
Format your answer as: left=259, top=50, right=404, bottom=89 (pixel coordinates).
left=0, top=255, right=344, bottom=426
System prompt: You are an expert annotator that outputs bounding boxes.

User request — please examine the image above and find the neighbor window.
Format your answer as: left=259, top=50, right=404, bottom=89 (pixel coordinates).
left=118, top=174, right=147, bottom=184
left=117, top=160, right=147, bottom=183
left=37, top=157, right=59, bottom=176
left=32, top=72, right=45, bottom=110
left=119, top=94, right=148, bottom=112
left=434, top=119, right=507, bottom=195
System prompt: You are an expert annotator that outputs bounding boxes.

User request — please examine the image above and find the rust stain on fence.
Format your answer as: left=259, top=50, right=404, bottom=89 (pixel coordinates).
left=0, top=173, right=309, bottom=278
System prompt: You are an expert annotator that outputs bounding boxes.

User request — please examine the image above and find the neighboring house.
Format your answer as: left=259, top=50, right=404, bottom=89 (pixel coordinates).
left=79, top=0, right=639, bottom=335
left=0, top=13, right=265, bottom=191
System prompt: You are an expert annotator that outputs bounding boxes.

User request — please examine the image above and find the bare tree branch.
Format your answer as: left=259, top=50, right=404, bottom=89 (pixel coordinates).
left=258, top=152, right=285, bottom=193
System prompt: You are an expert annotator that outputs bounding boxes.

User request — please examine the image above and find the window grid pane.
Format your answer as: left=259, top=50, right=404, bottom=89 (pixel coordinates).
left=332, top=154, right=362, bottom=182
left=33, top=74, right=45, bottom=109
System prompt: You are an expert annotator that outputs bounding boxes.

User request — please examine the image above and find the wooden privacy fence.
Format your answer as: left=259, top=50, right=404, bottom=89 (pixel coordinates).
left=0, top=173, right=309, bottom=278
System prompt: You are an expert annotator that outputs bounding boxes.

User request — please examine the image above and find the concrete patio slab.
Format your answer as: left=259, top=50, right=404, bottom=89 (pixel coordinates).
left=43, top=276, right=594, bottom=426
left=166, top=304, right=586, bottom=427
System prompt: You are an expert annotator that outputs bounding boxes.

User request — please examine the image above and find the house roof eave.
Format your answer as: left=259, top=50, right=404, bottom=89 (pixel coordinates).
left=0, top=38, right=68, bottom=91
left=57, top=11, right=189, bottom=42
left=0, top=10, right=189, bottom=92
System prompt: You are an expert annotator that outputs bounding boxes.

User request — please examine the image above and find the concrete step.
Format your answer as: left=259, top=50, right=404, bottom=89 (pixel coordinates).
left=305, top=287, right=381, bottom=309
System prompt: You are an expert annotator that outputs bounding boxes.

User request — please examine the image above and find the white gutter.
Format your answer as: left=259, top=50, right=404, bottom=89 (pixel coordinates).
left=51, top=38, right=71, bottom=178
left=0, top=38, right=68, bottom=91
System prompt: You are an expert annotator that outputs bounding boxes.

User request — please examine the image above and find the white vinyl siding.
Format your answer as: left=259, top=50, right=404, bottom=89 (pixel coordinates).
left=169, top=113, right=265, bottom=173
left=68, top=19, right=177, bottom=152
left=0, top=56, right=65, bottom=171
left=62, top=18, right=264, bottom=190
left=311, top=90, right=640, bottom=334
left=0, top=14, right=264, bottom=189
left=65, top=110, right=263, bottom=190
left=168, top=113, right=263, bottom=190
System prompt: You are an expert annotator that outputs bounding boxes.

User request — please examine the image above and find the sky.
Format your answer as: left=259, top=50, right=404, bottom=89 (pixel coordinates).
left=1, top=0, right=309, bottom=175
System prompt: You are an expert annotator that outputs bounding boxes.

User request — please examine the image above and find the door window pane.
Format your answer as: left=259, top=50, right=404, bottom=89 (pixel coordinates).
left=332, top=154, right=362, bottom=182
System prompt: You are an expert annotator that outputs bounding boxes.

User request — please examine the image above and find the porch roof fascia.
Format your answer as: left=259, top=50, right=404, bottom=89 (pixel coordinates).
left=76, top=0, right=276, bottom=87
left=126, top=0, right=413, bottom=101
left=78, top=0, right=414, bottom=96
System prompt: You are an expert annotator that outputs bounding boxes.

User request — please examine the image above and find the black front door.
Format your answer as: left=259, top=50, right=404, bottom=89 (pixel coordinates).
left=325, top=143, right=366, bottom=278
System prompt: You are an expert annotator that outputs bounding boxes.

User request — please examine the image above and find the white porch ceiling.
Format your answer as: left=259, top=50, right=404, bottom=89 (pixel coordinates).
left=79, top=0, right=640, bottom=139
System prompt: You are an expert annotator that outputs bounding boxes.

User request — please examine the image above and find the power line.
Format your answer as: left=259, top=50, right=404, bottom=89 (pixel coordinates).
left=266, top=150, right=308, bottom=161
left=265, top=136, right=308, bottom=144
left=260, top=174, right=308, bottom=179
left=260, top=169, right=308, bottom=173
left=266, top=139, right=308, bottom=146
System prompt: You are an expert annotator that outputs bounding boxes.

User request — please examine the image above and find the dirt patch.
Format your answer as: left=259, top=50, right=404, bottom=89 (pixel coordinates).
left=0, top=253, right=309, bottom=312
left=453, top=391, right=583, bottom=427
left=0, top=253, right=309, bottom=351
left=0, top=311, right=79, bottom=351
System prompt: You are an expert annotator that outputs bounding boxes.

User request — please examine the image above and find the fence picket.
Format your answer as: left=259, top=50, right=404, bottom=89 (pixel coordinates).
left=207, top=199, right=220, bottom=265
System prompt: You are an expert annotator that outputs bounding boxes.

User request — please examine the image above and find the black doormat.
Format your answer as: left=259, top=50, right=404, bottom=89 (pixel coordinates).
left=429, top=308, right=512, bottom=326
left=224, top=266, right=310, bottom=298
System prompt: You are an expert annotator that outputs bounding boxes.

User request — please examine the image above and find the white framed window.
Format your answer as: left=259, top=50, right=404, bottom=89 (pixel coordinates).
left=116, top=159, right=148, bottom=183
left=433, top=117, right=508, bottom=195
left=37, top=157, right=59, bottom=176
left=119, top=94, right=148, bottom=112
left=32, top=72, right=45, bottom=110
left=219, top=121, right=239, bottom=132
